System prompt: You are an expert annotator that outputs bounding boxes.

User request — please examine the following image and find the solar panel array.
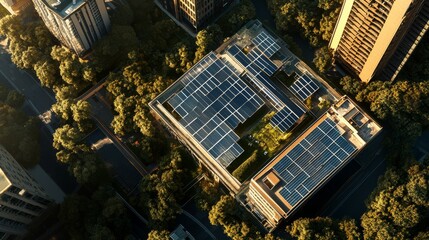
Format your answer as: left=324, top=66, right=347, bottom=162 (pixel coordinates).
left=272, top=118, right=357, bottom=207
left=226, top=44, right=305, bottom=133
left=168, top=52, right=265, bottom=167
left=271, top=106, right=305, bottom=133
left=290, top=74, right=319, bottom=101
left=252, top=30, right=281, bottom=58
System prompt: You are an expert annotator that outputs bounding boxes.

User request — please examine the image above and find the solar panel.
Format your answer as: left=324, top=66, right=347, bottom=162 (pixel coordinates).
left=252, top=30, right=281, bottom=58
left=290, top=73, right=320, bottom=101
left=270, top=105, right=305, bottom=132
left=247, top=48, right=278, bottom=76
left=272, top=117, right=357, bottom=208
left=226, top=44, right=305, bottom=133
left=168, top=52, right=264, bottom=167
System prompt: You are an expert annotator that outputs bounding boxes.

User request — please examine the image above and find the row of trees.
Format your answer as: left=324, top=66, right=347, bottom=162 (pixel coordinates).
left=339, top=76, right=429, bottom=161
left=59, top=186, right=133, bottom=239
left=139, top=146, right=196, bottom=228
left=52, top=99, right=111, bottom=188
left=361, top=161, right=429, bottom=239
left=268, top=0, right=343, bottom=47
left=195, top=173, right=280, bottom=240
left=0, top=84, right=39, bottom=167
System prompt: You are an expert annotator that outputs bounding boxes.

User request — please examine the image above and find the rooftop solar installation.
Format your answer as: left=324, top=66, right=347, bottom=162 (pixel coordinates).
left=168, top=52, right=265, bottom=167
left=226, top=44, right=306, bottom=132
left=290, top=74, right=320, bottom=101
left=270, top=105, right=305, bottom=132
left=272, top=117, right=357, bottom=207
left=252, top=30, right=281, bottom=58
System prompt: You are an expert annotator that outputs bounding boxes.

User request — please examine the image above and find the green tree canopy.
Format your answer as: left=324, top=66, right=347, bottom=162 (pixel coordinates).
left=361, top=161, right=429, bottom=239
left=287, top=217, right=361, bottom=240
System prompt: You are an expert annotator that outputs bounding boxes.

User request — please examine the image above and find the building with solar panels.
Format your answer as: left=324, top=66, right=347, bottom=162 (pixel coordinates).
left=247, top=96, right=381, bottom=229
left=150, top=20, right=381, bottom=223
left=149, top=20, right=314, bottom=193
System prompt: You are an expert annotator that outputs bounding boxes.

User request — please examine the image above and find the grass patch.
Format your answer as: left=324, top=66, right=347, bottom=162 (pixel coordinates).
left=232, top=150, right=265, bottom=182
left=234, top=105, right=269, bottom=136
left=227, top=138, right=259, bottom=172
left=229, top=113, right=316, bottom=182
left=252, top=112, right=291, bottom=156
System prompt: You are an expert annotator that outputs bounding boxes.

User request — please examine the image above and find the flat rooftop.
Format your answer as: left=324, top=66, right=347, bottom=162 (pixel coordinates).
left=251, top=96, right=381, bottom=214
left=151, top=21, right=308, bottom=169
left=44, top=0, right=85, bottom=17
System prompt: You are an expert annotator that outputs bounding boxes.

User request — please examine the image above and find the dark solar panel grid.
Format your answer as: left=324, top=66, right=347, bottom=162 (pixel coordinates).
left=290, top=74, right=320, bottom=101
left=167, top=53, right=265, bottom=167
left=251, top=31, right=281, bottom=58
left=272, top=118, right=357, bottom=208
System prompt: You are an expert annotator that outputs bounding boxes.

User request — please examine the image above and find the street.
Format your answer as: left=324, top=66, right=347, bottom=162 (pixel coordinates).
left=0, top=45, right=78, bottom=196
left=86, top=129, right=142, bottom=192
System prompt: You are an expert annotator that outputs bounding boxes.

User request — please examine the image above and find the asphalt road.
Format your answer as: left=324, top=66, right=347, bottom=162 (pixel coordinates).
left=179, top=197, right=229, bottom=240
left=86, top=129, right=142, bottom=192
left=0, top=47, right=55, bottom=113
left=0, top=46, right=77, bottom=194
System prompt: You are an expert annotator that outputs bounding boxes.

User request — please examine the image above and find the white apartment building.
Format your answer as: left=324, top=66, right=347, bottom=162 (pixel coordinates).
left=32, top=0, right=110, bottom=56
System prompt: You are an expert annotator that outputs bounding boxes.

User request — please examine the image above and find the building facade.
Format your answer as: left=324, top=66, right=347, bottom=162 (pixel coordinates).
left=329, top=0, right=429, bottom=82
left=0, top=0, right=32, bottom=15
left=0, top=145, right=52, bottom=239
left=156, top=0, right=233, bottom=33
left=32, top=0, right=110, bottom=56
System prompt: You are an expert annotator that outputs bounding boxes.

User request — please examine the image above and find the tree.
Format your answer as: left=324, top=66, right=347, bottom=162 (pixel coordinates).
left=139, top=148, right=194, bottom=225
left=269, top=0, right=343, bottom=47
left=209, top=195, right=253, bottom=240
left=0, top=101, right=40, bottom=168
left=34, top=59, right=60, bottom=88
left=71, top=100, right=93, bottom=132
left=52, top=98, right=73, bottom=121
left=92, top=25, right=140, bottom=69
left=53, top=124, right=85, bottom=151
left=147, top=230, right=170, bottom=240
left=361, top=162, right=429, bottom=239
left=195, top=174, right=221, bottom=212
left=60, top=187, right=132, bottom=239
left=5, top=90, right=24, bottom=108
left=339, top=76, right=363, bottom=95
left=51, top=45, right=97, bottom=86
left=194, top=25, right=223, bottom=63
left=287, top=217, right=361, bottom=240
left=313, top=46, right=332, bottom=73
left=355, top=80, right=429, bottom=155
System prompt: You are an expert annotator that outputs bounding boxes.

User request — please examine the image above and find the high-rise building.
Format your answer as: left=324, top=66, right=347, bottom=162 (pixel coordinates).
left=0, top=145, right=52, bottom=239
left=329, top=0, right=429, bottom=82
left=0, top=0, right=32, bottom=15
left=156, top=0, right=233, bottom=33
left=32, top=0, right=111, bottom=56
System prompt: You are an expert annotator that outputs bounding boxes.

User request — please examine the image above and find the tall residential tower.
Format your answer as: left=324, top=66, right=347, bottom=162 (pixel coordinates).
left=32, top=0, right=111, bottom=56
left=329, top=0, right=429, bottom=82
left=0, top=145, right=52, bottom=239
left=0, top=0, right=32, bottom=14
left=156, top=0, right=233, bottom=33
